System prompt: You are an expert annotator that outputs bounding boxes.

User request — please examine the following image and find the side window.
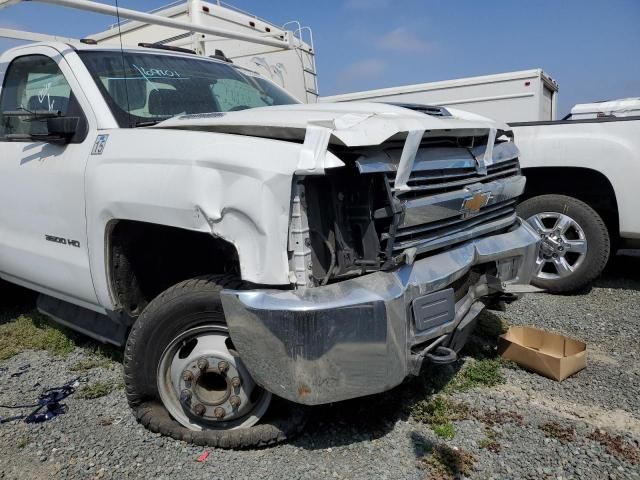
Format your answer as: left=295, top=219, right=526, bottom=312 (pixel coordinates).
left=211, top=78, right=272, bottom=111
left=0, top=55, right=86, bottom=141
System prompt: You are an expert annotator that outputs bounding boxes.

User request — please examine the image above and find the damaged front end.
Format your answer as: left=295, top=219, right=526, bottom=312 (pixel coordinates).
left=292, top=123, right=524, bottom=287
left=203, top=103, right=540, bottom=405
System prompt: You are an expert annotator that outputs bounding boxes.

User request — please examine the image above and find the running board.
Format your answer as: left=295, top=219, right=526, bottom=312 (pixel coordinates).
left=37, top=294, right=131, bottom=347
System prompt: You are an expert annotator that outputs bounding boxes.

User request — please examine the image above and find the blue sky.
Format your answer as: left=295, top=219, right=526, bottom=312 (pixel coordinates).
left=1, top=0, right=638, bottom=116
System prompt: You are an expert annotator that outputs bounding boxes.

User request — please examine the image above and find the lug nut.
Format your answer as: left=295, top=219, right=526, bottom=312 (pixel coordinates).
left=193, top=403, right=206, bottom=416
left=180, top=389, right=192, bottom=402
left=229, top=395, right=241, bottom=408
left=231, top=377, right=242, bottom=388
left=213, top=407, right=226, bottom=419
left=197, top=358, right=209, bottom=371
left=218, top=361, right=229, bottom=374
left=181, top=370, right=194, bottom=382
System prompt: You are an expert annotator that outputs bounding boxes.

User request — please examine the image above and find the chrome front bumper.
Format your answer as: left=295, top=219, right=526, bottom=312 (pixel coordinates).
left=220, top=219, right=540, bottom=405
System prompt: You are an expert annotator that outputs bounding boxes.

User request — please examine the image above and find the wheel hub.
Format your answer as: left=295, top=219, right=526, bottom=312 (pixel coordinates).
left=178, top=354, right=249, bottom=422
left=526, top=212, right=588, bottom=281
left=157, top=325, right=271, bottom=431
left=540, top=233, right=565, bottom=258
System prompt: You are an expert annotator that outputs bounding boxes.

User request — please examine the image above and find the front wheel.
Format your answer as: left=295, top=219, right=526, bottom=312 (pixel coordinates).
left=517, top=194, right=610, bottom=293
left=123, top=275, right=308, bottom=448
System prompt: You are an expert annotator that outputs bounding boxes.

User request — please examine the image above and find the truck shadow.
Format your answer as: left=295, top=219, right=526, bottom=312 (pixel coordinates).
left=0, top=281, right=39, bottom=325
left=0, top=281, right=122, bottom=362
left=595, top=250, right=640, bottom=291
left=532, top=250, right=639, bottom=297
left=293, top=310, right=505, bottom=451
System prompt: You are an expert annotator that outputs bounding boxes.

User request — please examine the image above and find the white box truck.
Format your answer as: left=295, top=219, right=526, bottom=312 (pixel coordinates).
left=322, top=69, right=559, bottom=124
left=86, top=0, right=318, bottom=103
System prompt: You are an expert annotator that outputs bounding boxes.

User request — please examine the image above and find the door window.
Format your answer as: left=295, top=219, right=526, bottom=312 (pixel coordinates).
left=0, top=54, right=86, bottom=141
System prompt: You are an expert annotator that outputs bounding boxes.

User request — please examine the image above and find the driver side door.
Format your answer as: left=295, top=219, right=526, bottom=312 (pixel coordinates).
left=0, top=47, right=99, bottom=310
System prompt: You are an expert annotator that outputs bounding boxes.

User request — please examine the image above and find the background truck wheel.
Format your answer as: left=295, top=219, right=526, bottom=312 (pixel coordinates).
left=517, top=194, right=610, bottom=293
left=123, top=275, right=308, bottom=448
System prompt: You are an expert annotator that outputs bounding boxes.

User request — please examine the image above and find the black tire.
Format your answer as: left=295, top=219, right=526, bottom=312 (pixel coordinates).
left=124, top=275, right=308, bottom=448
left=517, top=194, right=610, bottom=293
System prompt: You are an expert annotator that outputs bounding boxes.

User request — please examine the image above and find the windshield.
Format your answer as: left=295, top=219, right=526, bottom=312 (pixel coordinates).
left=78, top=51, right=299, bottom=127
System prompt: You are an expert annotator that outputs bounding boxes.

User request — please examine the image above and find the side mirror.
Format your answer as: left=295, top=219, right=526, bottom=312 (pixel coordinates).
left=46, top=116, right=79, bottom=143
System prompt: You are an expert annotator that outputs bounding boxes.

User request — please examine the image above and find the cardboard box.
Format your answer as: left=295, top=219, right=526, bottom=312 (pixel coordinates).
left=498, top=326, right=586, bottom=381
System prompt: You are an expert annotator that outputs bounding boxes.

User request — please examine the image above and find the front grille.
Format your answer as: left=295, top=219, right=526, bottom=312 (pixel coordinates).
left=388, top=199, right=517, bottom=254
left=387, top=159, right=520, bottom=197
left=374, top=152, right=523, bottom=258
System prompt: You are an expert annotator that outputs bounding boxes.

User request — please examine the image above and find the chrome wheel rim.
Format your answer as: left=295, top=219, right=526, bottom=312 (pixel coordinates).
left=157, top=325, right=271, bottom=431
left=526, top=212, right=588, bottom=281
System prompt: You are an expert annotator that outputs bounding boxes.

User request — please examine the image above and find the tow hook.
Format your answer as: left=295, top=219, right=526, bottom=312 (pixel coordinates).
left=424, top=346, right=458, bottom=365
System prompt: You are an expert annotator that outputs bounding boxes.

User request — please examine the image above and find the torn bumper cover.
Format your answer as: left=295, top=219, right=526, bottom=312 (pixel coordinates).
left=220, top=219, right=540, bottom=405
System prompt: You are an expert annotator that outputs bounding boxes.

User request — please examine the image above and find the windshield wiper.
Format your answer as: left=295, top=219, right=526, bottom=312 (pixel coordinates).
left=133, top=120, right=164, bottom=127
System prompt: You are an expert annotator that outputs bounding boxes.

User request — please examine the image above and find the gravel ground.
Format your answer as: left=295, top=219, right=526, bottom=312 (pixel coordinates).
left=0, top=253, right=639, bottom=480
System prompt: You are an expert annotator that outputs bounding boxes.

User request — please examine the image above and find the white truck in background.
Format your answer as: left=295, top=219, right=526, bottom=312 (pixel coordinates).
left=321, top=69, right=559, bottom=124
left=512, top=99, right=640, bottom=293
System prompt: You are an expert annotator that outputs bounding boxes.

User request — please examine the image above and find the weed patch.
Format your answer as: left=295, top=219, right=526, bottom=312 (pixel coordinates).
left=478, top=429, right=501, bottom=453
left=70, top=357, right=113, bottom=372
left=540, top=421, right=576, bottom=443
left=473, top=409, right=524, bottom=426
left=0, top=312, right=75, bottom=360
left=419, top=444, right=475, bottom=480
left=77, top=381, right=117, bottom=400
left=16, top=436, right=30, bottom=449
left=445, top=358, right=504, bottom=393
left=474, top=310, right=509, bottom=338
left=432, top=422, right=455, bottom=440
left=411, top=396, right=469, bottom=439
left=86, top=344, right=123, bottom=364
left=588, top=430, right=640, bottom=465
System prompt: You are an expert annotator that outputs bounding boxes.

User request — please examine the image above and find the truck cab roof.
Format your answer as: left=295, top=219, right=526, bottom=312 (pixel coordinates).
left=570, top=97, right=640, bottom=119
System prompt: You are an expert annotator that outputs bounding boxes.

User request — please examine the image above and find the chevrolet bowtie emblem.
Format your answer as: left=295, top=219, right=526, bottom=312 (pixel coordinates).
left=461, top=191, right=492, bottom=216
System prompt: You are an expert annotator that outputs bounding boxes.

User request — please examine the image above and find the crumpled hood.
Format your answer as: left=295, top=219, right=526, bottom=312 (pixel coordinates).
left=153, top=102, right=511, bottom=176
left=154, top=102, right=509, bottom=146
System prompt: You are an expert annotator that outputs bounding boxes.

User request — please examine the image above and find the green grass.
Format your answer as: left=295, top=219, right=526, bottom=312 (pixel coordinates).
left=411, top=396, right=469, bottom=439
left=70, top=345, right=121, bottom=372
left=70, top=357, right=113, bottom=372
left=77, top=381, right=116, bottom=400
left=432, top=423, right=455, bottom=440
left=444, top=358, right=504, bottom=393
left=0, top=312, right=76, bottom=360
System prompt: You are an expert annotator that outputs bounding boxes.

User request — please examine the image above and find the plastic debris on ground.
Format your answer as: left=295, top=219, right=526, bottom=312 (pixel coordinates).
left=0, top=378, right=80, bottom=424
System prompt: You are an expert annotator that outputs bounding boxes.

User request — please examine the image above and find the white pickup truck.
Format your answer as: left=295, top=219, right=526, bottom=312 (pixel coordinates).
left=512, top=99, right=640, bottom=293
left=0, top=40, right=539, bottom=447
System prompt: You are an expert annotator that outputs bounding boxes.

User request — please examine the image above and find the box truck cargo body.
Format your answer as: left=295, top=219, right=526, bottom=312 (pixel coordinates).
left=322, top=69, right=559, bottom=124
left=90, top=0, right=318, bottom=103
